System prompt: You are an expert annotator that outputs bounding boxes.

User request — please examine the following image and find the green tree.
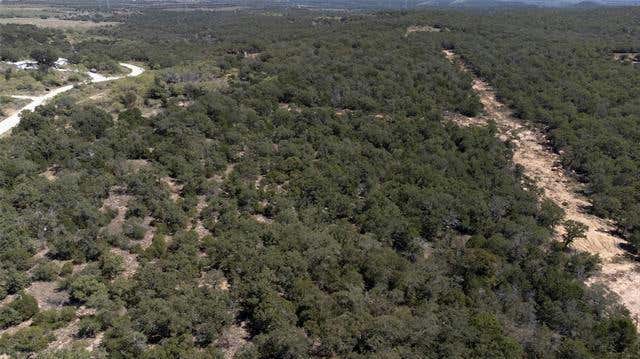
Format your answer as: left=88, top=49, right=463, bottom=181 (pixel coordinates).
left=99, top=252, right=124, bottom=280
left=30, top=48, right=58, bottom=68
left=562, top=220, right=588, bottom=248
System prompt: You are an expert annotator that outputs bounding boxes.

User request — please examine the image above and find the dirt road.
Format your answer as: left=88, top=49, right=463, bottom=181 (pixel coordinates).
left=0, top=63, right=145, bottom=136
left=443, top=49, right=640, bottom=327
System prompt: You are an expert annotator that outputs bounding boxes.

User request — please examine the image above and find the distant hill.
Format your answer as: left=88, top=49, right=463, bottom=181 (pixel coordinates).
left=415, top=0, right=640, bottom=7
left=571, top=1, right=604, bottom=7
left=266, top=0, right=640, bottom=8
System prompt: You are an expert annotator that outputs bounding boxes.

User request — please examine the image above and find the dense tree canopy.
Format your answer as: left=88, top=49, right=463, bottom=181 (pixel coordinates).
left=0, top=6, right=638, bottom=358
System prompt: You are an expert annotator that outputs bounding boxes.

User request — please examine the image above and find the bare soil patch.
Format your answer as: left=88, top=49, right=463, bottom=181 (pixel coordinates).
left=252, top=214, right=273, bottom=224
left=405, top=25, right=443, bottom=37
left=443, top=111, right=486, bottom=127
left=613, top=52, right=640, bottom=63
left=278, top=102, right=302, bottom=113
left=217, top=322, right=250, bottom=359
left=161, top=176, right=183, bottom=202
left=109, top=247, right=139, bottom=279
left=0, top=294, right=17, bottom=308
left=25, top=281, right=69, bottom=310
left=444, top=49, right=640, bottom=328
left=40, top=165, right=60, bottom=181
left=188, top=196, right=212, bottom=239
left=100, top=187, right=132, bottom=235
left=0, top=319, right=33, bottom=337
left=125, top=159, right=150, bottom=173
left=47, top=309, right=103, bottom=353
left=139, top=216, right=157, bottom=249
left=334, top=108, right=352, bottom=117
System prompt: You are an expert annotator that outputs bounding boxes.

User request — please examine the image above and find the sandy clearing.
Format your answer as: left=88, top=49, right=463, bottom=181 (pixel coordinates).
left=187, top=196, right=212, bottom=239
left=405, top=25, right=442, bottom=37
left=25, top=281, right=69, bottom=310
left=217, top=322, right=250, bottom=359
left=110, top=247, right=139, bottom=279
left=443, top=49, right=640, bottom=327
left=40, top=165, right=60, bottom=181
left=161, top=176, right=183, bottom=202
left=613, top=52, right=640, bottom=63
left=0, top=63, right=144, bottom=137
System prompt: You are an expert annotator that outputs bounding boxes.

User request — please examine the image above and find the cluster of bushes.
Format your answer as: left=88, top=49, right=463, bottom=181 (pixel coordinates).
left=0, top=24, right=69, bottom=62
left=0, top=293, right=38, bottom=330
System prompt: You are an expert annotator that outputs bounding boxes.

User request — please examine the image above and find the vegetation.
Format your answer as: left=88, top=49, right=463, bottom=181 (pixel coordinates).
left=409, top=8, right=640, bottom=250
left=0, top=5, right=638, bottom=358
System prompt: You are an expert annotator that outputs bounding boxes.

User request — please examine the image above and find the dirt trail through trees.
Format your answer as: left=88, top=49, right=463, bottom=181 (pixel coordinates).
left=0, top=63, right=144, bottom=137
left=443, top=50, right=640, bottom=326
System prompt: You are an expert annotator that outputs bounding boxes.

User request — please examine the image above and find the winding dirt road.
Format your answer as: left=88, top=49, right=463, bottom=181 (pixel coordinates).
left=0, top=63, right=145, bottom=136
left=443, top=49, right=640, bottom=327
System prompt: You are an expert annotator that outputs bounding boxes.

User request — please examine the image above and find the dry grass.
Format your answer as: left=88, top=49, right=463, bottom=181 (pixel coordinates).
left=0, top=17, right=119, bottom=30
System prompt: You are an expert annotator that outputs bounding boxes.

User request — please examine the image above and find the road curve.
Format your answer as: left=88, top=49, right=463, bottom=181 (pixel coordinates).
left=0, top=63, right=145, bottom=136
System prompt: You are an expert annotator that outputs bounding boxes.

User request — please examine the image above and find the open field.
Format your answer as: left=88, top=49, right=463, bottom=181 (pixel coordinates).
left=0, top=6, right=61, bottom=18
left=162, top=6, right=247, bottom=12
left=0, top=17, right=119, bottom=29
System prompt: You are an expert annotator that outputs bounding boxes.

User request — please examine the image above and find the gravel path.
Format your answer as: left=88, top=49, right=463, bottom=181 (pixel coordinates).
left=0, top=63, right=145, bottom=136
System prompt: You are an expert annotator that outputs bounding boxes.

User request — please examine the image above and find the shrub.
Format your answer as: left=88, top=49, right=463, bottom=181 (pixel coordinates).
left=98, top=252, right=124, bottom=280
left=31, top=262, right=60, bottom=282
left=78, top=316, right=102, bottom=338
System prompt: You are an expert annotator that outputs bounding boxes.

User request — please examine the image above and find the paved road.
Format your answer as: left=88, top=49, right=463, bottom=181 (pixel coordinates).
left=0, top=63, right=145, bottom=136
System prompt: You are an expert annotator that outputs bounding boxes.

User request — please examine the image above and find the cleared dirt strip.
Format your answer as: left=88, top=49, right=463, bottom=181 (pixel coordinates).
left=443, top=49, right=640, bottom=327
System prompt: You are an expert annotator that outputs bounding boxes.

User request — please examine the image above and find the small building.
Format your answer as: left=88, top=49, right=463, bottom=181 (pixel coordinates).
left=54, top=58, right=69, bottom=67
left=13, top=60, right=38, bottom=70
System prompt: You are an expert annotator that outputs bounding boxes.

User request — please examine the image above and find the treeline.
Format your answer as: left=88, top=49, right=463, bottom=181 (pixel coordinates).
left=0, top=24, right=120, bottom=72
left=0, top=24, right=70, bottom=62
